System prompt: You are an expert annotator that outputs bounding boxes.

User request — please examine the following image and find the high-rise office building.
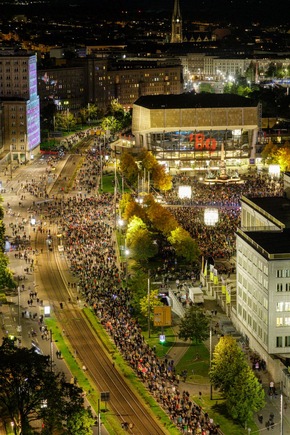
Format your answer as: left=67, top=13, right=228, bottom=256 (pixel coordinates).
left=0, top=51, right=40, bottom=163
left=235, top=176, right=290, bottom=385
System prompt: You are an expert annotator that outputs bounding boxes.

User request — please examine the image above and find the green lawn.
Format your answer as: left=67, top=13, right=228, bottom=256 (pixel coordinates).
left=101, top=173, right=115, bottom=193
left=101, top=172, right=130, bottom=194
left=144, top=327, right=176, bottom=358
left=175, top=342, right=211, bottom=381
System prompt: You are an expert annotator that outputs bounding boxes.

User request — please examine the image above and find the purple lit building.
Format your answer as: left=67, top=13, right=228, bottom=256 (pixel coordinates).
left=0, top=51, right=40, bottom=164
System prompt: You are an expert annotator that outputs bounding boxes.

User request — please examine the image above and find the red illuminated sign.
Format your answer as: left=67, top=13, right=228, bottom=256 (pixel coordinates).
left=189, top=133, right=217, bottom=150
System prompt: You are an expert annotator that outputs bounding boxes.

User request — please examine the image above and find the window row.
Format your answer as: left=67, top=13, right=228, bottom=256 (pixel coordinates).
left=276, top=302, right=290, bottom=312
left=276, top=270, right=290, bottom=278
left=276, top=336, right=290, bottom=347
left=276, top=317, right=290, bottom=327
left=276, top=283, right=290, bottom=292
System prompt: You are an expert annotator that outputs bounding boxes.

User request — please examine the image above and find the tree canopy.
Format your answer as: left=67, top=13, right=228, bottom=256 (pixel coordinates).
left=0, top=339, right=94, bottom=435
left=226, top=366, right=265, bottom=424
left=139, top=289, right=163, bottom=321
left=54, top=111, right=77, bottom=132
left=0, top=251, right=16, bottom=290
left=178, top=306, right=210, bottom=344
left=261, top=141, right=290, bottom=171
left=168, top=227, right=200, bottom=263
left=119, top=152, right=139, bottom=186
left=209, top=336, right=265, bottom=424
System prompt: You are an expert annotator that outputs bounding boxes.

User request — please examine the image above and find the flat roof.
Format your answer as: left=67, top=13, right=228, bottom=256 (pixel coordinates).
left=242, top=229, right=290, bottom=256
left=242, top=196, right=290, bottom=228
left=134, top=93, right=258, bottom=109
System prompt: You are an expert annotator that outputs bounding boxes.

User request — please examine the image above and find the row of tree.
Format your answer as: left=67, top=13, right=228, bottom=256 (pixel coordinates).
left=119, top=149, right=172, bottom=191
left=0, top=198, right=16, bottom=290
left=46, top=99, right=132, bottom=135
left=120, top=193, right=199, bottom=264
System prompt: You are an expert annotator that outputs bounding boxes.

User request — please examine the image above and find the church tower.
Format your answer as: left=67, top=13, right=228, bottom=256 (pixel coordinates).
left=170, top=0, right=183, bottom=43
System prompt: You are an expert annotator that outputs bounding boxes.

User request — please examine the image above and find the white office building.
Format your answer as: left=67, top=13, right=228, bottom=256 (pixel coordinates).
left=235, top=176, right=290, bottom=385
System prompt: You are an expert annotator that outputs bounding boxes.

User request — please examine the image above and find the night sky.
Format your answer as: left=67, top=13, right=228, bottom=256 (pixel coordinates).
left=5, top=0, right=290, bottom=25
left=79, top=0, right=289, bottom=25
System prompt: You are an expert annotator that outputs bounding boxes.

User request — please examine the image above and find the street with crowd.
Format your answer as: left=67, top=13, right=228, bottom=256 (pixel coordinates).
left=2, top=145, right=285, bottom=434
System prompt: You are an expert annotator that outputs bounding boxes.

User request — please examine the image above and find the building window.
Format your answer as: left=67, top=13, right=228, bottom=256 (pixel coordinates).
left=276, top=302, right=284, bottom=312
left=253, top=320, right=257, bottom=332
left=277, top=283, right=283, bottom=292
left=276, top=270, right=283, bottom=278
left=286, top=283, right=290, bottom=292
left=285, top=302, right=290, bottom=311
left=276, top=336, right=283, bottom=347
left=286, top=336, right=290, bottom=347
left=243, top=308, right=247, bottom=320
left=276, top=317, right=283, bottom=327
left=285, top=317, right=290, bottom=326
left=276, top=270, right=290, bottom=278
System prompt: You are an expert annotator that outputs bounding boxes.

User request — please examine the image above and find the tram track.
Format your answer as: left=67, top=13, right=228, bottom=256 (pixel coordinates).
left=34, top=202, right=169, bottom=434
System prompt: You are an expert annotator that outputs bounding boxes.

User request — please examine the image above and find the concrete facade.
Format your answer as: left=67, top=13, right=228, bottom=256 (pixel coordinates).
left=234, top=183, right=290, bottom=391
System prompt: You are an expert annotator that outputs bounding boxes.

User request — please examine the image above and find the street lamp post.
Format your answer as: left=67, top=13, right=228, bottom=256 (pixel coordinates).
left=99, top=142, right=103, bottom=191
left=280, top=392, right=283, bottom=435
left=98, top=398, right=102, bottom=435
left=17, top=283, right=22, bottom=336
left=209, top=324, right=213, bottom=399
left=148, top=271, right=151, bottom=338
left=10, top=145, right=13, bottom=179
left=114, top=146, right=117, bottom=229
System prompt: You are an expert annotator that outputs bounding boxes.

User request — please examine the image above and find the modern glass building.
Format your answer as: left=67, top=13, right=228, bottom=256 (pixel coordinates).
left=132, top=93, right=260, bottom=172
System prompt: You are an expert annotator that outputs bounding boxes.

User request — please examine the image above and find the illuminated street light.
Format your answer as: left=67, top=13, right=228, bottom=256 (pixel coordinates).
left=124, top=247, right=130, bottom=284
left=204, top=208, right=219, bottom=226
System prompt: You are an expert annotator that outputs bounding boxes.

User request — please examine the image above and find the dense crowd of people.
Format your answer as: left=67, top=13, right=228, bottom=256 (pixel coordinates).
left=56, top=192, right=221, bottom=434
left=166, top=172, right=283, bottom=207
left=167, top=172, right=283, bottom=261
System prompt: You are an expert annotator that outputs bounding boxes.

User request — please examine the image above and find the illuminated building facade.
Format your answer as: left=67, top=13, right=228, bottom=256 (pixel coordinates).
left=37, top=67, right=85, bottom=112
left=235, top=176, right=290, bottom=382
left=86, top=58, right=183, bottom=110
left=38, top=58, right=183, bottom=112
left=0, top=52, right=40, bottom=161
left=132, top=93, right=260, bottom=170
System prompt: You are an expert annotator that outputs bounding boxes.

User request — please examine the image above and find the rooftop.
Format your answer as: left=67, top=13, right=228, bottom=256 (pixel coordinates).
left=242, top=196, right=290, bottom=229
left=134, top=93, right=258, bottom=109
left=242, top=229, right=290, bottom=256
